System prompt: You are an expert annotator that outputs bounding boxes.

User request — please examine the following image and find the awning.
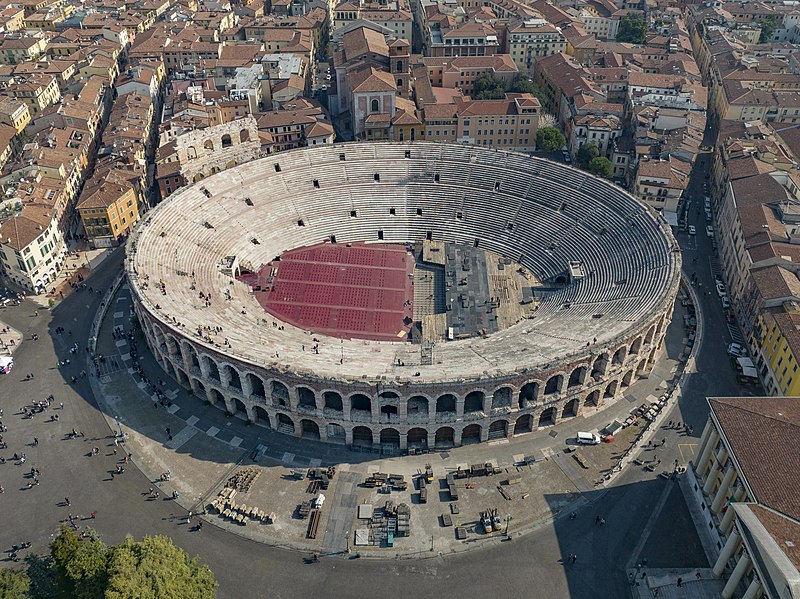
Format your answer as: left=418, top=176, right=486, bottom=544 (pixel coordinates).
left=737, top=357, right=755, bottom=369
left=741, top=365, right=758, bottom=379
left=662, top=211, right=679, bottom=227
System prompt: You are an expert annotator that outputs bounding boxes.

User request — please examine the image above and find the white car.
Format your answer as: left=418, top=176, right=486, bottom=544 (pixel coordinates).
left=706, top=225, right=714, bottom=237
left=727, top=343, right=746, bottom=357
left=722, top=297, right=731, bottom=309
left=716, top=282, right=727, bottom=297
left=688, top=225, right=696, bottom=235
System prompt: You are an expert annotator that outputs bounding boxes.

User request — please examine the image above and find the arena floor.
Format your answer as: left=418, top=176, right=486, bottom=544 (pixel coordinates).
left=251, top=242, right=415, bottom=341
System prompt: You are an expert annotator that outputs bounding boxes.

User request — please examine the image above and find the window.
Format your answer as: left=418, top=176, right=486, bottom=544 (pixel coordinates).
left=371, top=99, right=379, bottom=113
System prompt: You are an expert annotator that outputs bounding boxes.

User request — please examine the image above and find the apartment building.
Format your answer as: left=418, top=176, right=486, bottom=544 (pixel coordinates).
left=420, top=54, right=518, bottom=95
left=505, top=19, right=566, bottom=75
left=0, top=206, right=67, bottom=293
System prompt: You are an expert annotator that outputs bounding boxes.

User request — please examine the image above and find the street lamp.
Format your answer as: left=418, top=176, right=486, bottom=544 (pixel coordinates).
left=505, top=515, right=513, bottom=539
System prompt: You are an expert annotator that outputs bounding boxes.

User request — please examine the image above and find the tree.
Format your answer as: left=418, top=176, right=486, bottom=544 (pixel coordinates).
left=587, top=156, right=613, bottom=178
left=473, top=73, right=507, bottom=100
left=576, top=143, right=600, bottom=167
left=26, top=527, right=218, bottom=599
left=759, top=15, right=779, bottom=43
left=536, top=127, right=566, bottom=152
left=616, top=15, right=647, bottom=44
left=508, top=76, right=547, bottom=105
left=0, top=568, right=30, bottom=599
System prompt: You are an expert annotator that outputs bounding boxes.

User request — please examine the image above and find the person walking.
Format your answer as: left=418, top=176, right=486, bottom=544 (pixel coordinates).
left=65, top=497, right=70, bottom=506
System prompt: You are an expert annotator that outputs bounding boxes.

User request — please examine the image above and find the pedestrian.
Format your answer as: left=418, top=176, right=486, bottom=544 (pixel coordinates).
left=661, top=438, right=666, bottom=446
left=33, top=437, right=38, bottom=446
left=90, top=511, right=95, bottom=519
left=148, top=487, right=153, bottom=496
left=600, top=518, right=605, bottom=526
left=676, top=577, right=682, bottom=587
left=595, top=516, right=600, bottom=524
left=65, top=497, right=70, bottom=506
left=571, top=554, right=577, bottom=564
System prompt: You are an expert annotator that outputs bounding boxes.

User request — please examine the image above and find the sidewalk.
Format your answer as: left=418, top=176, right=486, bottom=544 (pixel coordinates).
left=86, top=281, right=693, bottom=556
left=0, top=321, right=22, bottom=356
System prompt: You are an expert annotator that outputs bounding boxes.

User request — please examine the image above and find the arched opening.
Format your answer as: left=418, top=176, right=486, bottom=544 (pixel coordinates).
left=407, top=427, right=428, bottom=449
left=221, top=134, right=232, bottom=148
left=592, top=354, right=609, bottom=380
left=350, top=394, right=371, bottom=414
left=584, top=390, right=600, bottom=407
left=630, top=337, right=643, bottom=355
left=462, top=424, right=481, bottom=444
left=568, top=366, right=586, bottom=388
left=194, top=379, right=206, bottom=401
left=637, top=358, right=648, bottom=375
left=232, top=398, right=247, bottom=417
left=379, top=391, right=400, bottom=401
left=272, top=381, right=289, bottom=406
left=464, top=391, right=485, bottom=413
left=187, top=146, right=197, bottom=159
left=562, top=398, right=580, bottom=418
left=436, top=394, right=456, bottom=413
left=644, top=326, right=655, bottom=345
left=515, top=414, right=533, bottom=435
left=434, top=427, right=455, bottom=448
left=538, top=407, right=556, bottom=427
left=226, top=367, right=242, bottom=391
left=492, top=387, right=512, bottom=410
left=209, top=388, right=224, bottom=406
left=612, top=346, right=626, bottom=366
left=604, top=380, right=618, bottom=399
left=326, top=423, right=346, bottom=444
left=193, top=173, right=203, bottom=183
left=277, top=413, right=294, bottom=434
left=407, top=396, right=429, bottom=419
left=205, top=358, right=220, bottom=383
left=324, top=391, right=343, bottom=411
left=488, top=420, right=508, bottom=440
left=544, top=375, right=563, bottom=396
left=370, top=98, right=379, bottom=113
left=519, top=382, right=538, bottom=408
left=379, top=428, right=400, bottom=449
left=622, top=369, right=634, bottom=387
left=253, top=405, right=270, bottom=427
left=247, top=374, right=265, bottom=399
left=298, top=387, right=316, bottom=409
left=240, top=129, right=250, bottom=142
left=187, top=346, right=200, bottom=370
left=352, top=426, right=373, bottom=447
left=204, top=139, right=214, bottom=151
left=300, top=419, right=320, bottom=440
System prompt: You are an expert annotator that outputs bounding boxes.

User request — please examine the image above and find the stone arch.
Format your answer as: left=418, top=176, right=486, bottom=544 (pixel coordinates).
left=271, top=380, right=289, bottom=406
left=379, top=428, right=400, bottom=448
left=612, top=346, right=627, bottom=366
left=488, top=419, right=508, bottom=439
left=435, top=426, right=455, bottom=448
left=193, top=379, right=206, bottom=401
left=221, top=133, right=232, bottom=148
left=209, top=387, right=224, bottom=406
left=297, top=386, right=316, bottom=409
left=544, top=374, right=563, bottom=396
left=621, top=369, right=635, bottom=387
left=204, top=139, right=214, bottom=151
left=604, top=380, right=618, bottom=399
left=225, top=365, right=242, bottom=391
left=277, top=413, right=295, bottom=435
left=253, top=405, right=270, bottom=427
left=436, top=393, right=456, bottom=413
left=492, top=386, right=512, bottom=410
left=568, top=366, right=587, bottom=388
left=193, top=172, right=203, bottom=183
left=184, top=343, right=200, bottom=370
left=226, top=161, right=236, bottom=169
left=407, top=395, right=429, bottom=419
left=519, top=381, right=539, bottom=408
left=204, top=356, right=220, bottom=383
left=462, top=423, right=481, bottom=444
left=380, top=403, right=398, bottom=420
left=187, top=146, right=197, bottom=159
left=324, top=391, right=343, bottom=411
left=637, top=358, right=648, bottom=375
left=562, top=398, right=580, bottom=418
left=378, top=390, right=400, bottom=401
left=464, top=390, right=485, bottom=413
left=592, top=354, right=609, bottom=380
left=240, top=129, right=250, bottom=142
left=538, top=407, right=556, bottom=427
left=232, top=397, right=247, bottom=417
left=352, top=425, right=373, bottom=447
left=407, top=427, right=428, bottom=449
left=300, top=419, right=320, bottom=440
left=247, top=373, right=265, bottom=399
left=584, top=389, right=600, bottom=407
left=644, top=325, right=656, bottom=345
left=173, top=366, right=187, bottom=387
left=630, top=336, right=643, bottom=355
left=515, top=413, right=533, bottom=434
left=350, top=393, right=371, bottom=413
left=326, top=423, right=346, bottom=444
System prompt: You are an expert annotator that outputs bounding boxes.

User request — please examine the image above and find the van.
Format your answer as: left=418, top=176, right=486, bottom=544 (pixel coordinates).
left=576, top=431, right=601, bottom=445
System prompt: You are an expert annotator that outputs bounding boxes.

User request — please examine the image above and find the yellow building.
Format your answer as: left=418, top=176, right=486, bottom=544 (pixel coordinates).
left=755, top=310, right=800, bottom=396
left=0, top=7, right=26, bottom=31
left=76, top=176, right=141, bottom=247
left=0, top=35, right=47, bottom=64
left=8, top=73, right=61, bottom=115
left=0, top=97, right=31, bottom=133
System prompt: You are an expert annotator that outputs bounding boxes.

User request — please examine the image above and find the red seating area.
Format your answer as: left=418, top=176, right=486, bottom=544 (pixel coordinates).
left=253, top=242, right=415, bottom=341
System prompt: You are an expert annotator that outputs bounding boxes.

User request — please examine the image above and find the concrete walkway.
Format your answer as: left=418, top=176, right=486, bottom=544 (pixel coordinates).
left=0, top=321, right=22, bottom=356
left=85, top=278, right=694, bottom=556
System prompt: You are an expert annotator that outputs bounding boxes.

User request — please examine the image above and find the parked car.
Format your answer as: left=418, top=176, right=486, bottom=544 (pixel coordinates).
left=716, top=282, right=727, bottom=297
left=562, top=150, right=571, bottom=163
left=727, top=343, right=747, bottom=358
left=705, top=210, right=712, bottom=222
left=688, top=225, right=696, bottom=235
left=706, top=225, right=714, bottom=237
left=715, top=274, right=723, bottom=285
left=722, top=296, right=731, bottom=309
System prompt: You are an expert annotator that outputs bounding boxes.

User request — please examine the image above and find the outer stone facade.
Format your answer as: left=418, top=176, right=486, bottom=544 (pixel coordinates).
left=127, top=141, right=681, bottom=450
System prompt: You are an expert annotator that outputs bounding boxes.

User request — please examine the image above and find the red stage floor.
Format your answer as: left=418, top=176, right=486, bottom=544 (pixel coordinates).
left=251, top=242, right=415, bottom=341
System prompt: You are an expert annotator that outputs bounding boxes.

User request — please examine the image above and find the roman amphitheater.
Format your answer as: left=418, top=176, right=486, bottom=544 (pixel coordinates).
left=126, top=141, right=681, bottom=450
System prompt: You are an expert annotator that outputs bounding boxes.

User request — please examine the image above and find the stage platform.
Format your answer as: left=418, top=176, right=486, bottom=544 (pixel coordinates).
left=251, top=242, right=415, bottom=342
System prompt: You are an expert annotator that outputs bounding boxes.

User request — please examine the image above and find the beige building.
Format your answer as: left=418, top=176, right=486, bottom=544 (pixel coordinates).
left=689, top=396, right=800, bottom=599
left=421, top=54, right=518, bottom=95
left=634, top=156, right=687, bottom=214
left=506, top=19, right=567, bottom=75
left=3, top=73, right=61, bottom=116
left=0, top=206, right=67, bottom=293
